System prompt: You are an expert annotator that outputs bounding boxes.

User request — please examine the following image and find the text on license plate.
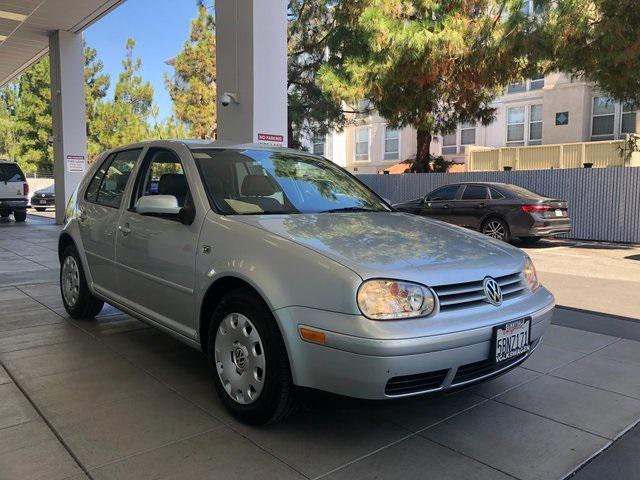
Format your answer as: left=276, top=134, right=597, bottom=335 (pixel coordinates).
left=555, top=209, right=563, bottom=217
left=39, top=200, right=47, bottom=204
left=495, top=319, right=530, bottom=363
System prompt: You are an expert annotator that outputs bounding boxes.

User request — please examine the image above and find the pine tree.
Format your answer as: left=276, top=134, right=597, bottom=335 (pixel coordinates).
left=92, top=38, right=155, bottom=150
left=319, top=1, right=539, bottom=171
left=11, top=58, right=52, bottom=175
left=544, top=0, right=640, bottom=103
left=165, top=1, right=216, bottom=139
left=287, top=0, right=346, bottom=149
left=84, top=44, right=110, bottom=158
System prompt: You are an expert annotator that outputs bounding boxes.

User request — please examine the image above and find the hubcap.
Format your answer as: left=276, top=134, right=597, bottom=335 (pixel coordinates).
left=484, top=221, right=506, bottom=240
left=214, top=313, right=265, bottom=405
left=61, top=256, right=80, bottom=307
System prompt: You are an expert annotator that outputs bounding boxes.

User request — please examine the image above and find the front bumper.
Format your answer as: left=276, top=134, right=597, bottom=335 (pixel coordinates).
left=276, top=287, right=554, bottom=400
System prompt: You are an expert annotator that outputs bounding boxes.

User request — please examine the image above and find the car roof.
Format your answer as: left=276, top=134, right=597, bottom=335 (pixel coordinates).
left=446, top=181, right=509, bottom=187
left=103, top=139, right=306, bottom=157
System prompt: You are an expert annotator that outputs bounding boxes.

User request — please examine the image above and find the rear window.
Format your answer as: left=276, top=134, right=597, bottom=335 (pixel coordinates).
left=0, top=163, right=26, bottom=182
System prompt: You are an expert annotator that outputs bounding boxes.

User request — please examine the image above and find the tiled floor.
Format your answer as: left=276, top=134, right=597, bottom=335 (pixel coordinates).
left=2, top=216, right=640, bottom=479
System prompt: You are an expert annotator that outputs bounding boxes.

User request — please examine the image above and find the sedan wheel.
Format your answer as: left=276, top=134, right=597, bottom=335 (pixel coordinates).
left=214, top=313, right=266, bottom=405
left=59, top=245, right=104, bottom=319
left=482, top=218, right=510, bottom=242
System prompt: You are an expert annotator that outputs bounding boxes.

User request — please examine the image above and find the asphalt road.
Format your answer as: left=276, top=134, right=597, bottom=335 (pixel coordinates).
left=521, top=239, right=640, bottom=320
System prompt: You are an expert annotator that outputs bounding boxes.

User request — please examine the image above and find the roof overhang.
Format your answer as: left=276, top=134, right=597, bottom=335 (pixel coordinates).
left=0, top=0, right=126, bottom=87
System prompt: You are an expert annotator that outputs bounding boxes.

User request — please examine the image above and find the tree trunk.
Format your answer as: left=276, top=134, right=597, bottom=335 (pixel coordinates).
left=414, top=129, right=432, bottom=172
left=287, top=116, right=299, bottom=149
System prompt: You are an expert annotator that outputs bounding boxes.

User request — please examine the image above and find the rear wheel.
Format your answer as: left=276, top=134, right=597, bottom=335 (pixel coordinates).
left=208, top=288, right=298, bottom=424
left=13, top=210, right=26, bottom=222
left=60, top=245, right=104, bottom=319
left=481, top=217, right=511, bottom=242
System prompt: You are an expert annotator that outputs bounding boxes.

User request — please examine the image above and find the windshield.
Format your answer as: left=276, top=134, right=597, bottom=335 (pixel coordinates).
left=192, top=149, right=390, bottom=215
left=0, top=162, right=26, bottom=182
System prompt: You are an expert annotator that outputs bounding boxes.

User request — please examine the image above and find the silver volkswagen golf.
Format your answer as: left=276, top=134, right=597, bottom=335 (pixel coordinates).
left=59, top=140, right=554, bottom=424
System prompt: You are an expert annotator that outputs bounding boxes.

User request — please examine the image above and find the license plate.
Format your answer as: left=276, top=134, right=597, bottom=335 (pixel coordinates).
left=494, top=319, right=530, bottom=363
left=555, top=209, right=563, bottom=217
left=39, top=200, right=47, bottom=204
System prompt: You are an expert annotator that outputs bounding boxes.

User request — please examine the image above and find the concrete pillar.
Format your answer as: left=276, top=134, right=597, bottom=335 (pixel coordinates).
left=49, top=30, right=87, bottom=224
left=216, top=0, right=288, bottom=147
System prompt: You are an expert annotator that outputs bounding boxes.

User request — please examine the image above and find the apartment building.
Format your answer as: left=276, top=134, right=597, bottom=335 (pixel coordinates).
left=307, top=73, right=639, bottom=173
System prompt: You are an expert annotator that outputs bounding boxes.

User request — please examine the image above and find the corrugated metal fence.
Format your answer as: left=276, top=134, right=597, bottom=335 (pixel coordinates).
left=358, top=167, right=640, bottom=244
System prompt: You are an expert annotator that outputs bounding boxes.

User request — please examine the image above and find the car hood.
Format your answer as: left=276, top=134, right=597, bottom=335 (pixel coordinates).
left=233, top=212, right=525, bottom=285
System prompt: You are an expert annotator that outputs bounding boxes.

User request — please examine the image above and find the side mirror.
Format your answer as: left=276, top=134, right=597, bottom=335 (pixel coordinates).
left=136, top=195, right=182, bottom=216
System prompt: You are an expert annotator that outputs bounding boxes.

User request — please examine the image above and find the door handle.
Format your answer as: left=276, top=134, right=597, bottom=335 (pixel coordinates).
left=442, top=203, right=449, bottom=209
left=478, top=203, right=486, bottom=208
left=118, top=223, right=131, bottom=236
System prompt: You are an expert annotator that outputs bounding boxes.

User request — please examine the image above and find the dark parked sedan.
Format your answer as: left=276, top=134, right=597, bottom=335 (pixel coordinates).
left=29, top=183, right=55, bottom=211
left=394, top=182, right=571, bottom=243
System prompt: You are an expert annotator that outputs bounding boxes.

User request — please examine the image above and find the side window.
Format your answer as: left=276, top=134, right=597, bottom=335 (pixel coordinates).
left=490, top=187, right=505, bottom=200
left=85, top=153, right=115, bottom=203
left=132, top=148, right=190, bottom=209
left=428, top=185, right=459, bottom=201
left=461, top=185, right=489, bottom=200
left=95, top=149, right=141, bottom=208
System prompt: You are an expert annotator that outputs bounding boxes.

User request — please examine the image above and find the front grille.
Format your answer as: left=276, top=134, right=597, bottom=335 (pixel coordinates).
left=433, top=272, right=526, bottom=311
left=385, top=369, right=448, bottom=396
left=451, top=354, right=525, bottom=386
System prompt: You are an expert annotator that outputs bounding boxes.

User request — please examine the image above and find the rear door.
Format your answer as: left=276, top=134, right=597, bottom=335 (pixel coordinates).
left=114, top=146, right=202, bottom=337
left=420, top=185, right=461, bottom=223
left=77, top=149, right=141, bottom=296
left=457, top=184, right=490, bottom=229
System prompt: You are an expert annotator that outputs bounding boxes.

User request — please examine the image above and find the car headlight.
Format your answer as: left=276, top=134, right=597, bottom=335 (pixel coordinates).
left=523, top=256, right=540, bottom=292
left=357, top=279, right=435, bottom=320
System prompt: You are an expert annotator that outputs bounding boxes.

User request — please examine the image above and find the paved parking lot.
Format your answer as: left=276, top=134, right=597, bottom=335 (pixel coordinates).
left=2, top=214, right=640, bottom=479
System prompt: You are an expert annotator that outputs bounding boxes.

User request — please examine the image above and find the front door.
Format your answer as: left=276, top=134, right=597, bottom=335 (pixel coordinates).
left=77, top=149, right=141, bottom=296
left=420, top=184, right=461, bottom=224
left=114, top=147, right=200, bottom=337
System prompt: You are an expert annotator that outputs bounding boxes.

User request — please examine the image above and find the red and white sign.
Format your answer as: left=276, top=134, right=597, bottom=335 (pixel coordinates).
left=257, top=133, right=284, bottom=147
left=66, top=155, right=86, bottom=173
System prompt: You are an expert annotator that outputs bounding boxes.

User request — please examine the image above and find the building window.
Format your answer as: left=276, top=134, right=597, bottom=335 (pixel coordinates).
left=507, top=76, right=545, bottom=94
left=591, top=96, right=616, bottom=140
left=383, top=128, right=400, bottom=160
left=529, top=76, right=545, bottom=91
left=460, top=122, right=476, bottom=151
left=622, top=102, right=637, bottom=135
left=507, top=107, right=526, bottom=145
left=529, top=104, right=543, bottom=145
left=442, top=131, right=457, bottom=155
left=355, top=127, right=369, bottom=161
left=312, top=135, right=325, bottom=156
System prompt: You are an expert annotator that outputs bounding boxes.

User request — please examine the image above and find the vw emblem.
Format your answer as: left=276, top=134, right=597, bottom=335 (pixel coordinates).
left=483, top=277, right=503, bottom=306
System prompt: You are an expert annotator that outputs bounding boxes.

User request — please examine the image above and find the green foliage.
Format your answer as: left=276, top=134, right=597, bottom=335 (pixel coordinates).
left=287, top=0, right=346, bottom=149
left=544, top=0, right=640, bottom=103
left=8, top=58, right=52, bottom=175
left=319, top=0, right=541, bottom=168
left=84, top=44, right=110, bottom=158
left=91, top=39, right=155, bottom=151
left=165, top=0, right=217, bottom=139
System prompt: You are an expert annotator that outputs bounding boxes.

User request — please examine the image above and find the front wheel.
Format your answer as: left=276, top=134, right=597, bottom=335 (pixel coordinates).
left=207, top=288, right=298, bottom=424
left=60, top=245, right=104, bottom=319
left=481, top=217, right=511, bottom=242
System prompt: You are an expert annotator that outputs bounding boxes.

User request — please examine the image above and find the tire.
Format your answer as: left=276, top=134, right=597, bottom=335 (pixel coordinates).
left=519, top=236, right=541, bottom=244
left=35, top=207, right=47, bottom=212
left=207, top=287, right=298, bottom=425
left=60, top=245, right=104, bottom=319
left=481, top=217, right=511, bottom=242
left=13, top=210, right=27, bottom=222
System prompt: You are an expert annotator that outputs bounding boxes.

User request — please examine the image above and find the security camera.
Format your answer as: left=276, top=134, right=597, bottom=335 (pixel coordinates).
left=221, top=92, right=239, bottom=107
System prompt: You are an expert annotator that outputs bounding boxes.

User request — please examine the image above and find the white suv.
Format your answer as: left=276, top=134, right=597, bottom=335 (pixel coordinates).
left=0, top=160, right=28, bottom=222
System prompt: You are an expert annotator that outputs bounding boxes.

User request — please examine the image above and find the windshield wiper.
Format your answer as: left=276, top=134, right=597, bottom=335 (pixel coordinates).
left=320, top=206, right=379, bottom=213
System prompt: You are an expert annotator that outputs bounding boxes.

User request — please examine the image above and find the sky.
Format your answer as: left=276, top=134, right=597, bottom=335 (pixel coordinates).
left=84, top=0, right=207, bottom=121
